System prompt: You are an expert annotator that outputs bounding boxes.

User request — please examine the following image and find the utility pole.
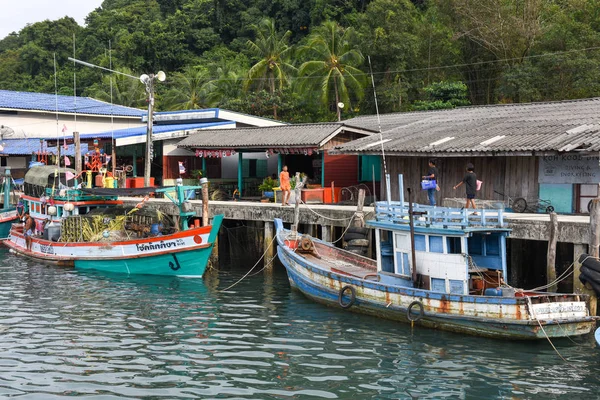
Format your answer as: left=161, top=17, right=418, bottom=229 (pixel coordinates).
left=144, top=77, right=154, bottom=187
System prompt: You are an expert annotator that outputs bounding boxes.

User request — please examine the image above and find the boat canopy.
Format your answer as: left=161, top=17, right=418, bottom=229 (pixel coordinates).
left=24, top=166, right=76, bottom=197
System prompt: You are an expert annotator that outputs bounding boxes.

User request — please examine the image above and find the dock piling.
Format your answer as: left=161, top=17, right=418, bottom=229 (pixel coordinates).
left=264, top=221, right=274, bottom=272
left=546, top=212, right=558, bottom=292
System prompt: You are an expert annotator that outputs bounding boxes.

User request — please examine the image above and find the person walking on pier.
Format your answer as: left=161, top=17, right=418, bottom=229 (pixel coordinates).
left=422, top=159, right=439, bottom=206
left=453, top=163, right=477, bottom=213
left=279, top=165, right=291, bottom=206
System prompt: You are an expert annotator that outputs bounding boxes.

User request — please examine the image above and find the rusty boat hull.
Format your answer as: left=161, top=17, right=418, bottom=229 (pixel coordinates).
left=275, top=220, right=596, bottom=340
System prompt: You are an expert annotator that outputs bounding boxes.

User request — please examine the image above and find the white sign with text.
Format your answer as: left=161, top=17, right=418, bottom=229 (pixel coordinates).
left=539, top=154, right=600, bottom=184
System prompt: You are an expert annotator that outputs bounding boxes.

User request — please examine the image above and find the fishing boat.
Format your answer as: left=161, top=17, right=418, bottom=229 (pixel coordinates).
left=4, top=166, right=222, bottom=277
left=0, top=167, right=21, bottom=237
left=275, top=177, right=597, bottom=340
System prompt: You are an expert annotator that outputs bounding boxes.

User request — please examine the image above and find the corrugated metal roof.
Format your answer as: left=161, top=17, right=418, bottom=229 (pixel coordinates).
left=337, top=98, right=600, bottom=155
left=178, top=123, right=372, bottom=149
left=0, top=139, right=88, bottom=156
left=79, top=121, right=233, bottom=140
left=0, top=90, right=145, bottom=118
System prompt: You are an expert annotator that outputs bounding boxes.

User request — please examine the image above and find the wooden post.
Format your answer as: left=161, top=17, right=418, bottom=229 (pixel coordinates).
left=590, top=198, right=600, bottom=258
left=292, top=172, right=301, bottom=235
left=73, top=131, right=81, bottom=174
left=573, top=243, right=597, bottom=316
left=321, top=225, right=332, bottom=242
left=354, top=188, right=366, bottom=228
left=546, top=212, right=558, bottom=292
left=264, top=221, right=274, bottom=271
left=201, top=181, right=209, bottom=227
left=408, top=187, right=418, bottom=284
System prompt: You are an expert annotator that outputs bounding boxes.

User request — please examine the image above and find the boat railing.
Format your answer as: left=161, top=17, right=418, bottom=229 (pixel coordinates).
left=374, top=201, right=506, bottom=229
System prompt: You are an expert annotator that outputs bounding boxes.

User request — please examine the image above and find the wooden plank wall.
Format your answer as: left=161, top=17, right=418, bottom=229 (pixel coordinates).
left=324, top=152, right=359, bottom=188
left=382, top=156, right=539, bottom=205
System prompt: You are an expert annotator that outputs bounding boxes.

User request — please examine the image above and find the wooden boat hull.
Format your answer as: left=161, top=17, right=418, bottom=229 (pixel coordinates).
left=0, top=209, right=18, bottom=238
left=4, top=215, right=223, bottom=278
left=274, top=219, right=596, bottom=340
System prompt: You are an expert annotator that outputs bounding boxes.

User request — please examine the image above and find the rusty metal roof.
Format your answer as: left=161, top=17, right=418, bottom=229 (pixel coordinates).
left=337, top=98, right=600, bottom=155
left=177, top=123, right=374, bottom=149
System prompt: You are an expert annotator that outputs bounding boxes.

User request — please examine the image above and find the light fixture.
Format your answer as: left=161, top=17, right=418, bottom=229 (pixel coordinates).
left=139, top=74, right=150, bottom=84
left=338, top=102, right=345, bottom=109
left=156, top=71, right=166, bottom=82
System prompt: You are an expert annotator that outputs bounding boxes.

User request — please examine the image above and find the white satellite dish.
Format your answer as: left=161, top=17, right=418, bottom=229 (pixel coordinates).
left=0, top=125, right=14, bottom=138
left=139, top=74, right=150, bottom=84
left=337, top=102, right=345, bottom=109
left=156, top=71, right=166, bottom=82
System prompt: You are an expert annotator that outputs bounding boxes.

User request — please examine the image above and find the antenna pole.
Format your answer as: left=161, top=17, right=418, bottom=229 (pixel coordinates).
left=368, top=56, right=389, bottom=202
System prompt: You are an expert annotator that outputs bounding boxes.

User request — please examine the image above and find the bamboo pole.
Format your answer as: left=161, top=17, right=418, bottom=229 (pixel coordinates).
left=546, top=212, right=558, bottom=292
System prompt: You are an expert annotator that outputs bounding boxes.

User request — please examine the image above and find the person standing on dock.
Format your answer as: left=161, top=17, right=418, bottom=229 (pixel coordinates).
left=23, top=211, right=34, bottom=251
left=422, top=159, right=439, bottom=206
left=453, top=163, right=477, bottom=213
left=279, top=165, right=291, bottom=206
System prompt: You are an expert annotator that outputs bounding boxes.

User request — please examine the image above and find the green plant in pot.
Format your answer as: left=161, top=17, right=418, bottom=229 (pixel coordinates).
left=258, top=177, right=278, bottom=199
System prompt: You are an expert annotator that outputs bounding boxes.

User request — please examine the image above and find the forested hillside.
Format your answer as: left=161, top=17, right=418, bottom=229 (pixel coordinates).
left=2, top=0, right=600, bottom=122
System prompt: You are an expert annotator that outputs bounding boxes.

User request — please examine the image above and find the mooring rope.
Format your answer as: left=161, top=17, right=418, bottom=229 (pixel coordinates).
left=218, top=235, right=277, bottom=292
left=526, top=296, right=571, bottom=364
left=298, top=199, right=355, bottom=221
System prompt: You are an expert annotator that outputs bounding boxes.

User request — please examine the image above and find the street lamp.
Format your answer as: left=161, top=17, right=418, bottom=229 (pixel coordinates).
left=140, top=71, right=166, bottom=187
left=68, top=57, right=166, bottom=187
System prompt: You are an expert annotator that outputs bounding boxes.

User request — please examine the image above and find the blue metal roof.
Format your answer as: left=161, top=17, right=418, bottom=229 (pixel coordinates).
left=79, top=121, right=234, bottom=140
left=0, top=90, right=145, bottom=118
left=0, top=139, right=88, bottom=156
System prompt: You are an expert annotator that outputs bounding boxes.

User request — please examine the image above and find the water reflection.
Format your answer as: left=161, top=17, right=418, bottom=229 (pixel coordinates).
left=0, top=250, right=597, bottom=398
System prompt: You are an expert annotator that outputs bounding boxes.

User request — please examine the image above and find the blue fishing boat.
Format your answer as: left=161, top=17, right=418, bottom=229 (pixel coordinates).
left=275, top=177, right=597, bottom=340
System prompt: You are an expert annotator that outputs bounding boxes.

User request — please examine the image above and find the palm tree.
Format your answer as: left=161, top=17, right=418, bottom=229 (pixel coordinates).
left=163, top=66, right=211, bottom=110
left=297, top=21, right=366, bottom=121
left=205, top=63, right=245, bottom=107
left=245, top=18, right=296, bottom=118
left=87, top=67, right=147, bottom=108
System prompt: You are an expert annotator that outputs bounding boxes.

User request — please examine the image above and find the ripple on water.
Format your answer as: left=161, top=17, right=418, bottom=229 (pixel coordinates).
left=0, top=252, right=598, bottom=398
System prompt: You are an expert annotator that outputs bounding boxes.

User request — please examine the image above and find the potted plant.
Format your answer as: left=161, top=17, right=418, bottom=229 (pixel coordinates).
left=258, top=177, right=278, bottom=199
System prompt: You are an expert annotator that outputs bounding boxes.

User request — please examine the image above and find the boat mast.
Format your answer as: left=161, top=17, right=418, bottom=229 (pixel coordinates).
left=407, top=187, right=418, bottom=284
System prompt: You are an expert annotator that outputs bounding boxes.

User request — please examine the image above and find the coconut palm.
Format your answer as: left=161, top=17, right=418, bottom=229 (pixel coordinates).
left=297, top=21, right=366, bottom=121
left=245, top=18, right=296, bottom=118
left=163, top=66, right=212, bottom=110
left=87, top=67, right=147, bottom=108
left=205, top=63, right=245, bottom=107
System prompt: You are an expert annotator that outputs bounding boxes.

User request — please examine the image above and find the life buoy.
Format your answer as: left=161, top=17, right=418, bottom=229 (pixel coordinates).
left=338, top=285, right=356, bottom=309
left=407, top=300, right=424, bottom=322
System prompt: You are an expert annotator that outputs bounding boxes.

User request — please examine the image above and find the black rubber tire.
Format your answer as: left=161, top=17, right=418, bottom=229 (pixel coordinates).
left=581, top=254, right=600, bottom=274
left=346, top=227, right=369, bottom=235
left=346, top=239, right=369, bottom=247
left=406, top=300, right=424, bottom=322
left=338, top=286, right=356, bottom=309
left=546, top=206, right=555, bottom=213
left=581, top=265, right=600, bottom=284
left=343, top=232, right=368, bottom=241
left=586, top=277, right=600, bottom=296
left=588, top=200, right=593, bottom=214
left=513, top=198, right=527, bottom=213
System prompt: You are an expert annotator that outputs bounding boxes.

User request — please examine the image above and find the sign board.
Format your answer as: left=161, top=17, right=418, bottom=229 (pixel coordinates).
left=539, top=154, right=600, bottom=184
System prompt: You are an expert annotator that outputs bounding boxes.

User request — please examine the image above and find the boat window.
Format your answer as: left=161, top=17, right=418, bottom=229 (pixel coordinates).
left=486, top=235, right=500, bottom=256
left=468, top=235, right=483, bottom=255
left=79, top=207, right=87, bottom=214
left=449, top=280, right=464, bottom=294
left=429, top=235, right=443, bottom=253
left=446, top=237, right=462, bottom=254
left=431, top=278, right=445, bottom=292
left=414, top=234, right=426, bottom=251
left=379, top=230, right=394, bottom=273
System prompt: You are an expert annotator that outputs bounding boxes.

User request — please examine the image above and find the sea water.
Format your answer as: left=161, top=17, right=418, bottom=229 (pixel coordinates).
left=0, top=248, right=598, bottom=399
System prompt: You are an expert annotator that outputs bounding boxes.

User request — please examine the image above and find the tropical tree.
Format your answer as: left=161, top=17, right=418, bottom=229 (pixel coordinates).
left=85, top=68, right=147, bottom=108
left=205, top=63, right=245, bottom=107
left=245, top=18, right=296, bottom=118
left=297, top=21, right=366, bottom=121
left=163, top=66, right=212, bottom=110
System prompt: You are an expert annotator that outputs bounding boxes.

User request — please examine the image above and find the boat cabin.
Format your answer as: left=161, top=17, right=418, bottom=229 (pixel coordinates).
left=369, top=201, right=509, bottom=296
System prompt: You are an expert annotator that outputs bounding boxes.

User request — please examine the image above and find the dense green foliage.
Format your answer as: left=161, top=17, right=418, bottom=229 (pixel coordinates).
left=2, top=0, right=600, bottom=121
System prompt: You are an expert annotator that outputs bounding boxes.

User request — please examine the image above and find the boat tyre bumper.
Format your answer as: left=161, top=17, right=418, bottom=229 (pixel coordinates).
left=338, top=286, right=356, bottom=309
left=407, top=300, right=424, bottom=322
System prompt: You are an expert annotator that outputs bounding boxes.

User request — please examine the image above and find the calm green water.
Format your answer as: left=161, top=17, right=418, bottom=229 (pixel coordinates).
left=0, top=248, right=598, bottom=399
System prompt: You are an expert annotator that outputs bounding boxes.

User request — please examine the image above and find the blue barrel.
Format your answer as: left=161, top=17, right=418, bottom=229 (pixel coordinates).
left=484, top=288, right=503, bottom=296
left=150, top=224, right=160, bottom=235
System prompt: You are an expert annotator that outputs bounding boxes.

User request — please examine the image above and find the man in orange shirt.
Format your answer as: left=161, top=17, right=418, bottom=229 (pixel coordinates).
left=279, top=165, right=291, bottom=206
